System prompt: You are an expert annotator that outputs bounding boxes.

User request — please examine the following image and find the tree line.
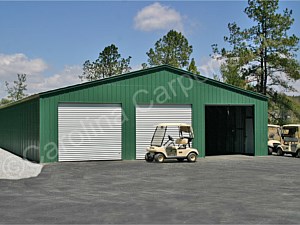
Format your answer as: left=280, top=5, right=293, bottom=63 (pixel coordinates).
left=79, top=29, right=199, bottom=82
left=1, top=0, right=299, bottom=124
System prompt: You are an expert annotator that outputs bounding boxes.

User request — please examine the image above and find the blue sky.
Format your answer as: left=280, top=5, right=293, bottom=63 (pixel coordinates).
left=0, top=1, right=299, bottom=97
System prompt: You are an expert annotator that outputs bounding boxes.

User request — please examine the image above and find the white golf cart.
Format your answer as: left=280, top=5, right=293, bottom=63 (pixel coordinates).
left=268, top=124, right=281, bottom=155
left=145, top=123, right=199, bottom=163
left=276, top=124, right=300, bottom=157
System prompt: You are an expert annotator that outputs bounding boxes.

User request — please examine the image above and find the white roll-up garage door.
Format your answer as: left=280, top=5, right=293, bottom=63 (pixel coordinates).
left=58, top=103, right=122, bottom=162
left=136, top=105, right=192, bottom=159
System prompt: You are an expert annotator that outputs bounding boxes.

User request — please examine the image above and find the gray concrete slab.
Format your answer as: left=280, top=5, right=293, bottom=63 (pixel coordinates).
left=0, top=155, right=300, bottom=224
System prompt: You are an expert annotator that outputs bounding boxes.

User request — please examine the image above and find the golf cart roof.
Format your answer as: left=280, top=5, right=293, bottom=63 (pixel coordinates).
left=268, top=124, right=280, bottom=128
left=282, top=124, right=300, bottom=128
left=156, top=123, right=191, bottom=127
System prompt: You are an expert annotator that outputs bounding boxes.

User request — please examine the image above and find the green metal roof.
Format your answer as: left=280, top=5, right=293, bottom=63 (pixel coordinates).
left=0, top=65, right=267, bottom=110
left=39, top=65, right=267, bottom=100
left=0, top=94, right=40, bottom=110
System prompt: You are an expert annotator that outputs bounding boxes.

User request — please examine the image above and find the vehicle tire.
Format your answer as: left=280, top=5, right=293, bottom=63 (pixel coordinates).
left=145, top=153, right=153, bottom=162
left=268, top=147, right=273, bottom=155
left=187, top=152, right=197, bottom=162
left=277, top=147, right=284, bottom=156
left=154, top=153, right=165, bottom=163
left=177, top=158, right=184, bottom=162
left=296, top=150, right=300, bottom=158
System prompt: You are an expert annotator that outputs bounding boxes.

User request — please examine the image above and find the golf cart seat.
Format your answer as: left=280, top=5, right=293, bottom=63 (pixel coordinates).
left=176, top=138, right=188, bottom=145
left=283, top=137, right=298, bottom=144
left=176, top=138, right=188, bottom=148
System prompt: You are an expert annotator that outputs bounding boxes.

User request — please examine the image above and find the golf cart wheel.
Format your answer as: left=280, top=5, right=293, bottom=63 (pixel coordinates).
left=277, top=147, right=283, bottom=156
left=154, top=153, right=165, bottom=163
left=177, top=158, right=184, bottom=162
left=296, top=150, right=300, bottom=158
left=187, top=152, right=197, bottom=162
left=145, top=153, right=154, bottom=162
left=268, top=147, right=273, bottom=155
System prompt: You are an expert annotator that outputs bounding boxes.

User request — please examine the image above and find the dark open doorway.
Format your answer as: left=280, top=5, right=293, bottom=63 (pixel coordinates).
left=205, top=105, right=254, bottom=156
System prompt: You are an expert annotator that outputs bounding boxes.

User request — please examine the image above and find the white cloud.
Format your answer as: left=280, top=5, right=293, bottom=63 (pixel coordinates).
left=0, top=53, right=81, bottom=98
left=134, top=2, right=184, bottom=32
left=198, top=56, right=300, bottom=96
left=28, top=65, right=82, bottom=95
left=131, top=64, right=143, bottom=72
left=198, top=56, right=223, bottom=79
left=0, top=53, right=48, bottom=81
left=294, top=80, right=300, bottom=93
left=284, top=79, right=300, bottom=96
left=0, top=53, right=48, bottom=98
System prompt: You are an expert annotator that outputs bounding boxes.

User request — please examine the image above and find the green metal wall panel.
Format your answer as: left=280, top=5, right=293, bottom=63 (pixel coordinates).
left=254, top=102, right=268, bottom=156
left=0, top=98, right=40, bottom=162
left=39, top=68, right=268, bottom=163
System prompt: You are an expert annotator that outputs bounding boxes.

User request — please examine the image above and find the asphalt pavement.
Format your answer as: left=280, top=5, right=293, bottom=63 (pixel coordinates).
left=0, top=155, right=300, bottom=224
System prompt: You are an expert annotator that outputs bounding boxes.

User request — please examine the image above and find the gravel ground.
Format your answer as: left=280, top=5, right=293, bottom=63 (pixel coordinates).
left=1, top=155, right=300, bottom=224
left=0, top=148, right=43, bottom=180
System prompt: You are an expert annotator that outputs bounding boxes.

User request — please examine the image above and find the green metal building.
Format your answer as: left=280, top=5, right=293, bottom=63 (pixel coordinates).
left=0, top=65, right=268, bottom=163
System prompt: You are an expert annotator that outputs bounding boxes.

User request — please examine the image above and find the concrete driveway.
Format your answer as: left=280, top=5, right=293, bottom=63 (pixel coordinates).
left=0, top=155, right=300, bottom=224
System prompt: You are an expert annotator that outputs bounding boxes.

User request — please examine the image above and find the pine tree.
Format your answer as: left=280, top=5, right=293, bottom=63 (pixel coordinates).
left=147, top=30, right=193, bottom=69
left=212, top=0, right=300, bottom=122
left=79, top=44, right=131, bottom=81
left=187, top=58, right=200, bottom=75
left=213, top=0, right=300, bottom=95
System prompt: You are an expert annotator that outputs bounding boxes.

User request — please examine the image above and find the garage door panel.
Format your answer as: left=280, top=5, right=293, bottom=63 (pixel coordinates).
left=136, top=105, right=192, bottom=159
left=58, top=104, right=122, bottom=162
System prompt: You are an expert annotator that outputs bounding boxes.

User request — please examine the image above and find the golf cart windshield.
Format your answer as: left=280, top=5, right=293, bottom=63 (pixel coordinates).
left=268, top=125, right=281, bottom=141
left=150, top=124, right=194, bottom=147
left=151, top=126, right=167, bottom=147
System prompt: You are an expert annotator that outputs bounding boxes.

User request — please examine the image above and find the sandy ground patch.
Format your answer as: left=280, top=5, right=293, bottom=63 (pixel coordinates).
left=0, top=148, right=43, bottom=180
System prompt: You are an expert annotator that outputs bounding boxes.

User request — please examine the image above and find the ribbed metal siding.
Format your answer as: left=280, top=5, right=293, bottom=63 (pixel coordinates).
left=136, top=105, right=192, bottom=159
left=39, top=68, right=268, bottom=162
left=58, top=103, right=122, bottom=161
left=0, top=98, right=40, bottom=162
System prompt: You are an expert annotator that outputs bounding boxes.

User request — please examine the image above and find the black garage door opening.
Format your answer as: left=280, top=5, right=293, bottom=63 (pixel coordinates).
left=205, top=106, right=254, bottom=156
